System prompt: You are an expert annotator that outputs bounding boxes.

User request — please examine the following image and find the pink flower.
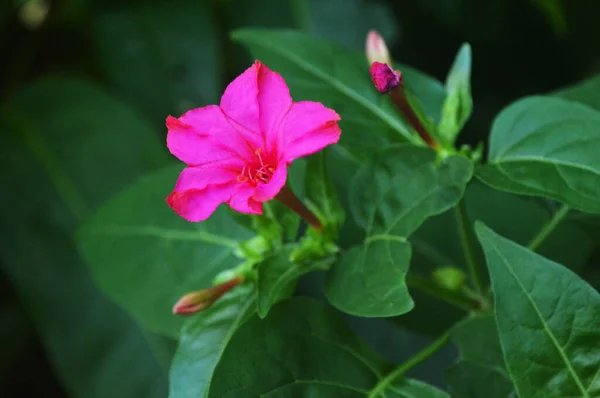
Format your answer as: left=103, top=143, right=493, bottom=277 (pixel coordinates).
left=365, top=30, right=392, bottom=67
left=370, top=61, right=401, bottom=94
left=166, top=60, right=342, bottom=222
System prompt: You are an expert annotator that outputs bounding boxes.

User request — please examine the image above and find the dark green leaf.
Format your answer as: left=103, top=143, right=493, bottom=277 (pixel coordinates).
left=477, top=96, right=600, bottom=213
left=208, top=297, right=447, bottom=397
left=0, top=76, right=170, bottom=398
left=326, top=146, right=472, bottom=317
left=400, top=180, right=591, bottom=335
left=446, top=315, right=515, bottom=398
left=351, top=146, right=473, bottom=237
left=256, top=245, right=331, bottom=318
left=438, top=43, right=472, bottom=143
left=77, top=165, right=253, bottom=338
left=169, top=286, right=255, bottom=398
left=555, top=74, right=600, bottom=111
left=92, top=0, right=222, bottom=124
left=389, top=379, right=450, bottom=398
left=304, top=149, right=344, bottom=235
left=475, top=223, right=600, bottom=398
left=232, top=29, right=446, bottom=158
left=327, top=239, right=414, bottom=317
left=307, top=0, right=398, bottom=51
left=329, top=146, right=365, bottom=249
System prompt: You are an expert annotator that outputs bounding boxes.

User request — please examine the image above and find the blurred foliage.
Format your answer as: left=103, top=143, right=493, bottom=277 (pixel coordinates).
left=1, top=0, right=600, bottom=396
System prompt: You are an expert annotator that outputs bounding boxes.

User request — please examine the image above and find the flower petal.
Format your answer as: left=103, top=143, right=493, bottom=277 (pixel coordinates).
left=281, top=101, right=341, bottom=163
left=220, top=61, right=292, bottom=154
left=229, top=184, right=263, bottom=215
left=254, top=162, right=287, bottom=201
left=172, top=166, right=237, bottom=192
left=167, top=105, right=255, bottom=166
left=256, top=63, right=292, bottom=154
left=166, top=183, right=234, bottom=222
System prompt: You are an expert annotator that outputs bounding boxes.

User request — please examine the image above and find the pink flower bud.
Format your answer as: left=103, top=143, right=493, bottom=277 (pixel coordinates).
left=369, top=62, right=401, bottom=94
left=365, top=30, right=392, bottom=66
left=172, top=276, right=243, bottom=316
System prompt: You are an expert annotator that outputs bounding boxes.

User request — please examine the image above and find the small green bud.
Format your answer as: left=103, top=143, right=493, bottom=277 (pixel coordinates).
left=432, top=266, right=467, bottom=291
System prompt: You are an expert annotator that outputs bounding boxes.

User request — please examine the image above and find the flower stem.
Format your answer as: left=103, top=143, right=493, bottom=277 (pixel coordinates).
left=527, top=204, right=571, bottom=251
left=368, top=329, right=451, bottom=397
left=405, top=274, right=478, bottom=312
left=455, top=199, right=484, bottom=296
left=276, top=185, right=323, bottom=231
left=388, top=83, right=438, bottom=150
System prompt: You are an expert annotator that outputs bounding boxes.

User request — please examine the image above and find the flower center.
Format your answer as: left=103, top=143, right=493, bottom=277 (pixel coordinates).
left=237, top=148, right=275, bottom=184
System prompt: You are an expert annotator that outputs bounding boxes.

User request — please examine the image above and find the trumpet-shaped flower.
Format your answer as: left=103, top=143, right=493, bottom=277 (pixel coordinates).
left=166, top=61, right=341, bottom=222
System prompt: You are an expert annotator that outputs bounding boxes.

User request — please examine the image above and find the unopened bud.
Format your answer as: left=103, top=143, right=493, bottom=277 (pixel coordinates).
left=432, top=266, right=467, bottom=291
left=365, top=30, right=392, bottom=66
left=172, top=276, right=243, bottom=316
left=369, top=62, right=401, bottom=94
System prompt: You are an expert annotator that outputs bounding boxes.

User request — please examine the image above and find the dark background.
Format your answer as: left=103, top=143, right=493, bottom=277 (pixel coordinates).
left=2, top=0, right=599, bottom=396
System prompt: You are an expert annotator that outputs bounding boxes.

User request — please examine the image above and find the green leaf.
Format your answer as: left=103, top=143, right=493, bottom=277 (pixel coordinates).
left=0, top=76, right=170, bottom=398
left=207, top=297, right=448, bottom=397
left=232, top=29, right=446, bottom=158
left=256, top=245, right=332, bottom=318
left=475, top=223, right=600, bottom=398
left=389, top=379, right=450, bottom=398
left=327, top=238, right=414, bottom=317
left=92, top=0, right=222, bottom=124
left=438, top=43, right=473, bottom=144
left=351, top=146, right=473, bottom=236
left=326, top=145, right=473, bottom=317
left=329, top=146, right=366, bottom=249
left=304, top=149, right=345, bottom=236
left=169, top=286, right=255, bottom=398
left=77, top=165, right=253, bottom=338
left=555, top=73, right=600, bottom=112
left=446, top=315, right=515, bottom=398
left=398, top=180, right=591, bottom=336
left=307, top=0, right=398, bottom=51
left=477, top=96, right=600, bottom=213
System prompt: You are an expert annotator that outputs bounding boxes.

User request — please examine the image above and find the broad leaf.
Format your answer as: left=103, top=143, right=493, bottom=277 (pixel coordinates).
left=232, top=29, right=446, bottom=158
left=0, top=76, right=171, bottom=398
left=77, top=165, right=253, bottom=338
left=446, top=315, right=515, bottom=398
left=439, top=43, right=473, bottom=143
left=304, top=149, right=344, bottom=236
left=555, top=73, right=600, bottom=111
left=476, top=223, right=600, bottom=398
left=399, top=181, right=591, bottom=335
left=208, top=297, right=448, bottom=397
left=169, top=286, right=255, bottom=398
left=256, top=245, right=331, bottom=318
left=307, top=0, right=398, bottom=50
left=327, top=239, right=414, bottom=317
left=326, top=145, right=473, bottom=317
left=92, top=0, right=222, bottom=125
left=477, top=96, right=600, bottom=213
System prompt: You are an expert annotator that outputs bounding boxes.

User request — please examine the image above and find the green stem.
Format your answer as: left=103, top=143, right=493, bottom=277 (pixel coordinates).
left=405, top=274, right=477, bottom=312
left=368, top=330, right=451, bottom=397
left=455, top=199, right=484, bottom=296
left=527, top=204, right=571, bottom=251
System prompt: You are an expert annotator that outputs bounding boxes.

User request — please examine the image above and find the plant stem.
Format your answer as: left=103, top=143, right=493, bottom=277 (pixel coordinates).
left=455, top=199, right=484, bottom=296
left=276, top=185, right=323, bottom=231
left=388, top=84, right=439, bottom=150
left=405, top=274, right=477, bottom=312
left=527, top=204, right=571, bottom=251
left=368, top=329, right=451, bottom=397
